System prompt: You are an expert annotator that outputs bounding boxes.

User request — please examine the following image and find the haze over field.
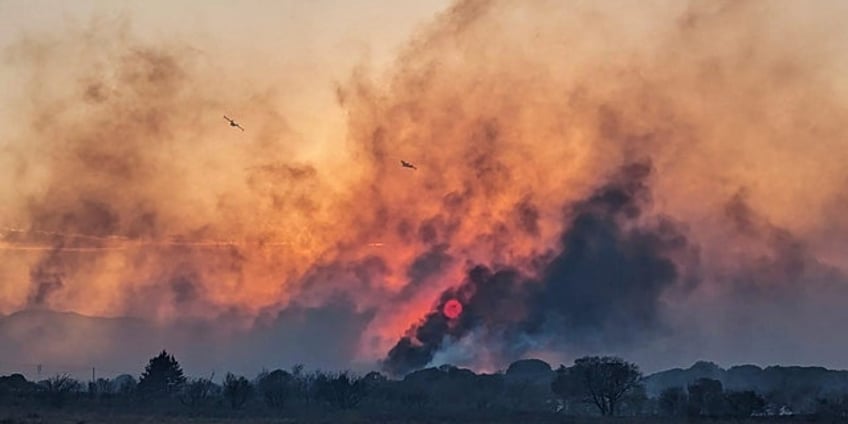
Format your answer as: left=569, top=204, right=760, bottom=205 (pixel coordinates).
left=2, top=0, right=848, bottom=379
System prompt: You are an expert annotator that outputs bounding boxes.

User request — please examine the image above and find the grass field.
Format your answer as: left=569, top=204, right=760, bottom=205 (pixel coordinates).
left=0, top=408, right=843, bottom=424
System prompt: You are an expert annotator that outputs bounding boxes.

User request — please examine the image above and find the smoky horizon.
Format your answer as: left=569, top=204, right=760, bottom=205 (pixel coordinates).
left=2, top=0, right=848, bottom=384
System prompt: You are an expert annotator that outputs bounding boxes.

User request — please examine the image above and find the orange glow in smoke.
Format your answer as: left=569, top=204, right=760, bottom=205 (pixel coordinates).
left=2, top=0, right=848, bottom=370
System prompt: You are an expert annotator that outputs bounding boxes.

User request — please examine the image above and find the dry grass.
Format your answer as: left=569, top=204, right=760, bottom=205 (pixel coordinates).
left=0, top=408, right=842, bottom=424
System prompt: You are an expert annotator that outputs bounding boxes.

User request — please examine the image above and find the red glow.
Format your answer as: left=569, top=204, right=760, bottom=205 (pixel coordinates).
left=442, top=299, right=463, bottom=320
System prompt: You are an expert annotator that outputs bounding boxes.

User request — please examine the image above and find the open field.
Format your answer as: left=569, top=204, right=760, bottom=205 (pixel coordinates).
left=0, top=409, right=843, bottom=424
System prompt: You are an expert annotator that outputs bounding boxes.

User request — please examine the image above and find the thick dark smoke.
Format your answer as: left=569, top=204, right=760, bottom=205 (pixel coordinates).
left=384, top=161, right=697, bottom=375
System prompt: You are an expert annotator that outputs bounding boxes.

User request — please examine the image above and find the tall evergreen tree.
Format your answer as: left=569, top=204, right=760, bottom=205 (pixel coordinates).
left=138, top=350, right=186, bottom=397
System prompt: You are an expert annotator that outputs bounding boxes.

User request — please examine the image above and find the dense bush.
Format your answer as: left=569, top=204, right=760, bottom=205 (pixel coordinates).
left=256, top=369, right=293, bottom=410
left=315, top=371, right=367, bottom=410
left=222, top=373, right=252, bottom=410
left=41, top=374, right=81, bottom=408
left=179, top=377, right=217, bottom=409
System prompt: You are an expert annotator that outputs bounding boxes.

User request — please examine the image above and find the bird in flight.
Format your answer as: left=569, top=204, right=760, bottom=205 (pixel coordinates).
left=223, top=115, right=245, bottom=131
left=401, top=160, right=417, bottom=170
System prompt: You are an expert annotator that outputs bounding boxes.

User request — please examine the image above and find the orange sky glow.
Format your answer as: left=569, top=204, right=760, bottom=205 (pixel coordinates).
left=3, top=0, right=848, bottom=376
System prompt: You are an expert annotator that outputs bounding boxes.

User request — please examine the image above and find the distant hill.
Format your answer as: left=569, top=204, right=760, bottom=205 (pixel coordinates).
left=0, top=305, right=376, bottom=380
left=0, top=308, right=266, bottom=380
left=643, top=360, right=848, bottom=397
left=0, top=309, right=154, bottom=380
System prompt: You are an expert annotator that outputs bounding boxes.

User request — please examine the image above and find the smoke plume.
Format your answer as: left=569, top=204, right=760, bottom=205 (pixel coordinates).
left=2, top=0, right=848, bottom=375
left=383, top=161, right=698, bottom=375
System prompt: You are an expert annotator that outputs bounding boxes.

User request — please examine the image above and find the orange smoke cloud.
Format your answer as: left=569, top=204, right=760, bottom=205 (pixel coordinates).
left=2, top=0, right=848, bottom=372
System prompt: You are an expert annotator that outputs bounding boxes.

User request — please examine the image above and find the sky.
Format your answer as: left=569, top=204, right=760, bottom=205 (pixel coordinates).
left=2, top=0, right=848, bottom=380
left=0, top=0, right=451, bottom=163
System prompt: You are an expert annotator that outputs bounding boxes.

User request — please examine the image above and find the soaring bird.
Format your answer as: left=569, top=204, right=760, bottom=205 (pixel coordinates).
left=223, top=115, right=245, bottom=131
left=401, top=160, right=417, bottom=170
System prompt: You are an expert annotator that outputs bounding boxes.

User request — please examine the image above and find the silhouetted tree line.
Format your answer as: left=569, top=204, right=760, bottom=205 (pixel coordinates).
left=2, top=351, right=847, bottom=419
left=657, top=378, right=767, bottom=418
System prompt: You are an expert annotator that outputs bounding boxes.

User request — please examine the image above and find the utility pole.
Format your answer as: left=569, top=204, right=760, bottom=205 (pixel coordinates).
left=92, top=367, right=96, bottom=383
left=37, top=364, right=42, bottom=380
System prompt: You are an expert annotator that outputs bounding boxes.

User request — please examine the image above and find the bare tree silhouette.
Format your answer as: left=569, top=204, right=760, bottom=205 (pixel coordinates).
left=179, top=377, right=216, bottom=409
left=552, top=356, right=642, bottom=416
left=42, top=374, right=81, bottom=408
left=223, top=373, right=253, bottom=410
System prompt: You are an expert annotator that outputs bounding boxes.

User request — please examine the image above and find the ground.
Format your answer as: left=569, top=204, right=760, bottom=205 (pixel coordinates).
left=0, top=408, right=842, bottom=424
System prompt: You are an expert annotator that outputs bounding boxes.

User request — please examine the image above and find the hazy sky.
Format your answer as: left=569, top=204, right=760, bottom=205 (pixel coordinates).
left=3, top=0, right=848, bottom=380
left=0, top=0, right=451, bottom=162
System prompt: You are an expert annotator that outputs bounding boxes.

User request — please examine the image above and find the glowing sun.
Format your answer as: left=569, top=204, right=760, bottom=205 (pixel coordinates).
left=442, top=299, right=463, bottom=320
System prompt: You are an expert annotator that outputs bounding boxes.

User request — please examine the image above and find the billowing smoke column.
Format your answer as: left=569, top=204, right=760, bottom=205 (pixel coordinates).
left=384, top=161, right=696, bottom=376
left=3, top=0, right=848, bottom=377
